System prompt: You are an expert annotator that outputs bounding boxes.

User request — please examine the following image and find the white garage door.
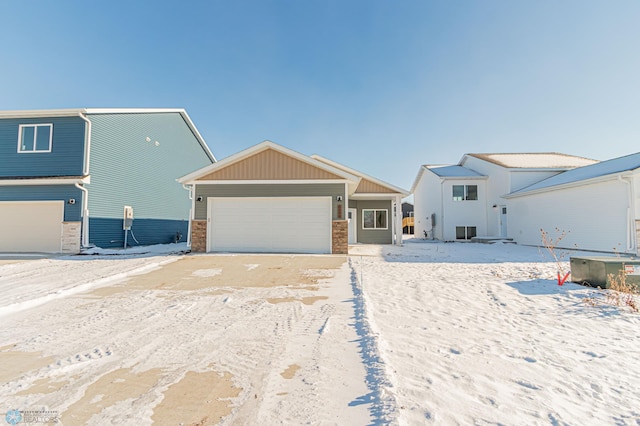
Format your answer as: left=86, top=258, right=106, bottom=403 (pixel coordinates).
left=0, top=201, right=64, bottom=253
left=208, top=197, right=332, bottom=253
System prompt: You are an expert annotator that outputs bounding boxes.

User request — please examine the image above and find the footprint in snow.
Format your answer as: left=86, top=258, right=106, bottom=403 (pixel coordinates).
left=515, top=379, right=541, bottom=390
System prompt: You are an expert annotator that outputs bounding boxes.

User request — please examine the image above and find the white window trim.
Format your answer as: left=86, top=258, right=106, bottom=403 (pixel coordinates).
left=452, top=184, right=478, bottom=202
left=362, top=209, right=389, bottom=230
left=17, top=123, right=53, bottom=153
left=455, top=225, right=477, bottom=240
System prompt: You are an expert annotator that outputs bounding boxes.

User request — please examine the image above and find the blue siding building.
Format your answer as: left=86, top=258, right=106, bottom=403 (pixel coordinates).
left=0, top=109, right=215, bottom=252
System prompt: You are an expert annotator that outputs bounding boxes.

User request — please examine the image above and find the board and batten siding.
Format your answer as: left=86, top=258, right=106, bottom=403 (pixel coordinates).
left=86, top=112, right=213, bottom=220
left=0, top=185, right=83, bottom=221
left=0, top=116, right=86, bottom=177
left=199, top=148, right=343, bottom=180
left=194, top=184, right=346, bottom=221
left=349, top=199, right=393, bottom=244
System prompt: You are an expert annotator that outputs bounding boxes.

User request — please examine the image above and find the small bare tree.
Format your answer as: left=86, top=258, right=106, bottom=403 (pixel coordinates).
left=540, top=228, right=571, bottom=285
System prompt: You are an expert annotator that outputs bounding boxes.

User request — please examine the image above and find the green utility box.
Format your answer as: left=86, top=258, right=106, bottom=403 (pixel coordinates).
left=570, top=256, right=640, bottom=289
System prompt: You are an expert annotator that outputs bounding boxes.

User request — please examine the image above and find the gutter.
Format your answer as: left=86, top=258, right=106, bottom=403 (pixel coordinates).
left=504, top=171, right=634, bottom=199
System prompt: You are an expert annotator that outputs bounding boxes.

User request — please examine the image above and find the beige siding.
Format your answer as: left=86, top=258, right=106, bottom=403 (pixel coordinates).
left=355, top=178, right=396, bottom=194
left=197, top=148, right=343, bottom=181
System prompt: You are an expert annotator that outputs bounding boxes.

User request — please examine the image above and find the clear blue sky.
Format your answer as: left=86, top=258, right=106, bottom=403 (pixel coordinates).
left=1, top=1, right=639, bottom=191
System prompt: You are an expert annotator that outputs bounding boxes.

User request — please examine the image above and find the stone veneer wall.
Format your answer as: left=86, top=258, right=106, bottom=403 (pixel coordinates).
left=62, top=222, right=81, bottom=254
left=191, top=220, right=207, bottom=252
left=332, top=220, right=348, bottom=254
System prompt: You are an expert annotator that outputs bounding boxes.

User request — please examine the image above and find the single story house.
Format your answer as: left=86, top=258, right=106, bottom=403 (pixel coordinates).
left=178, top=141, right=409, bottom=254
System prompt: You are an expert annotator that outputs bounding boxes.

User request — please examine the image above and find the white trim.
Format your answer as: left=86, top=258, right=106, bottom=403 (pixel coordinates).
left=84, top=108, right=186, bottom=114
left=78, top=112, right=92, bottom=176
left=348, top=207, right=358, bottom=244
left=350, top=193, right=405, bottom=199
left=311, top=154, right=410, bottom=196
left=178, top=141, right=358, bottom=184
left=452, top=184, right=478, bottom=201
left=0, top=177, right=90, bottom=186
left=394, top=195, right=403, bottom=245
left=188, top=179, right=352, bottom=185
left=0, top=109, right=85, bottom=118
left=455, top=225, right=477, bottom=240
left=17, top=123, right=53, bottom=153
left=362, top=208, right=389, bottom=230
left=504, top=171, right=635, bottom=198
left=74, top=182, right=90, bottom=247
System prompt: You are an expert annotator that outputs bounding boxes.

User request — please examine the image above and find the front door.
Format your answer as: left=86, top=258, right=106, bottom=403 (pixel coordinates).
left=499, top=205, right=508, bottom=238
left=348, top=208, right=357, bottom=244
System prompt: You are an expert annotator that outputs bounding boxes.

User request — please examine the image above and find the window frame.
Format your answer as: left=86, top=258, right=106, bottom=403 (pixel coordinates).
left=452, top=184, right=478, bottom=201
left=362, top=209, right=388, bottom=230
left=455, top=225, right=477, bottom=240
left=17, top=123, right=53, bottom=153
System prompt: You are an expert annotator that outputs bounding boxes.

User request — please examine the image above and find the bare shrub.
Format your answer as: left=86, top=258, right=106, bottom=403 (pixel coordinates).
left=582, top=271, right=639, bottom=313
left=540, top=228, right=571, bottom=285
left=605, top=271, right=639, bottom=312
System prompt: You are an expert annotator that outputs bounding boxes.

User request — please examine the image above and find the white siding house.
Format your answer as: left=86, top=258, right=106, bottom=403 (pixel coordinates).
left=504, top=153, right=640, bottom=255
left=412, top=165, right=487, bottom=241
left=459, top=153, right=597, bottom=238
left=412, top=153, right=598, bottom=242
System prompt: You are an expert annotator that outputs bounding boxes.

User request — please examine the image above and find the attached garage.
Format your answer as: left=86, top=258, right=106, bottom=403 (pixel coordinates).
left=178, top=141, right=409, bottom=254
left=0, top=201, right=64, bottom=252
left=208, top=197, right=332, bottom=253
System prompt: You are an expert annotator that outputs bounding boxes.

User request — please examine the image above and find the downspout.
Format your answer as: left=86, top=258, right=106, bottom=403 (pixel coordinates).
left=74, top=182, right=89, bottom=248
left=440, top=178, right=445, bottom=241
left=77, top=112, right=92, bottom=248
left=182, top=184, right=194, bottom=248
left=618, top=175, right=634, bottom=253
left=78, top=112, right=91, bottom=176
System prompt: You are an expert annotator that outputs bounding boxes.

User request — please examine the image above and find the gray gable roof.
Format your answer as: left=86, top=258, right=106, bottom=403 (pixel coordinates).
left=508, top=152, right=640, bottom=197
left=427, top=165, right=486, bottom=178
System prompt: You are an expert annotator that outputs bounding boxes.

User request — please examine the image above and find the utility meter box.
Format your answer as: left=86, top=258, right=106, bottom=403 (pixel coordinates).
left=123, top=206, right=134, bottom=230
left=570, top=256, right=640, bottom=289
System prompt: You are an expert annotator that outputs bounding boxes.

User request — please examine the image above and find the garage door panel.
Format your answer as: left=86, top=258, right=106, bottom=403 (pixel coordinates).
left=208, top=197, right=331, bottom=253
left=0, top=201, right=64, bottom=252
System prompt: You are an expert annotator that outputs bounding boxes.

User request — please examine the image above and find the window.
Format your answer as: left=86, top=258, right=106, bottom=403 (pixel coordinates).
left=456, top=226, right=477, bottom=240
left=363, top=209, right=388, bottom=229
left=18, top=124, right=53, bottom=153
left=452, top=184, right=478, bottom=201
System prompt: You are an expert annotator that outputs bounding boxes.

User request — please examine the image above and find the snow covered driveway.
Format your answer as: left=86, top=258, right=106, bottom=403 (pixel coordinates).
left=0, top=252, right=370, bottom=425
left=2, top=241, right=640, bottom=425
left=357, top=239, right=640, bottom=425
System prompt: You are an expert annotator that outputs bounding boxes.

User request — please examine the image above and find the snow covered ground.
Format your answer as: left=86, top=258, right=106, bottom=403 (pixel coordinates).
left=357, top=238, right=640, bottom=425
left=1, top=239, right=639, bottom=425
